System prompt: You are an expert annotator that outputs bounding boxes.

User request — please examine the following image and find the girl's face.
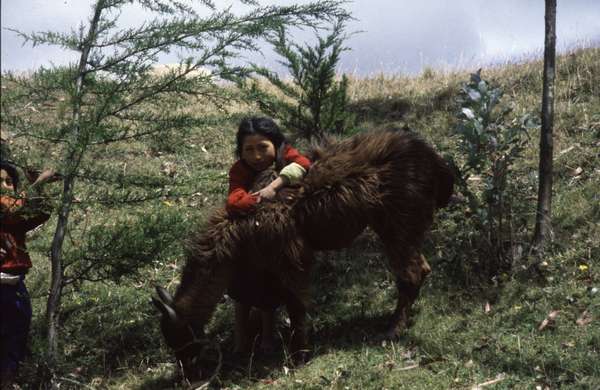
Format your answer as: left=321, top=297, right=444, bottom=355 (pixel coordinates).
left=241, top=134, right=276, bottom=171
left=0, top=169, right=15, bottom=193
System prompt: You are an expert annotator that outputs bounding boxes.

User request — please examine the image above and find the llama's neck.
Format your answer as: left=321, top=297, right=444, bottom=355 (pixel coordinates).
left=173, top=255, right=232, bottom=328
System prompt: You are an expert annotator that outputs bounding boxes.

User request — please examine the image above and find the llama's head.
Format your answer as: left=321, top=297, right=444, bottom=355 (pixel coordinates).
left=152, top=286, right=208, bottom=380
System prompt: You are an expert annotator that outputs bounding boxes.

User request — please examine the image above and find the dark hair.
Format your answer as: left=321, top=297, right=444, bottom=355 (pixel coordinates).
left=235, top=117, right=286, bottom=159
left=0, top=161, right=19, bottom=193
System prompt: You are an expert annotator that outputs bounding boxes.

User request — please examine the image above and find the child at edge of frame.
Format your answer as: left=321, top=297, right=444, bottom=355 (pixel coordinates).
left=1, top=159, right=56, bottom=390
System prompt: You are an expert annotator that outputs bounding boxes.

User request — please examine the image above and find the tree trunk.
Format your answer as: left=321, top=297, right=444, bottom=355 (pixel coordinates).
left=532, top=0, right=556, bottom=252
left=46, top=176, right=74, bottom=363
left=45, top=1, right=103, bottom=374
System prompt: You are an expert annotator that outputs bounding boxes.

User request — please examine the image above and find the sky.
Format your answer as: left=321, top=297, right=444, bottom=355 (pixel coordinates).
left=1, top=0, right=599, bottom=76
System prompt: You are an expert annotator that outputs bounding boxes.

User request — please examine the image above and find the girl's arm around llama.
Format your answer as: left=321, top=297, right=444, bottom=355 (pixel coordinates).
left=253, top=145, right=310, bottom=201
left=252, top=163, right=305, bottom=200
left=226, top=161, right=259, bottom=215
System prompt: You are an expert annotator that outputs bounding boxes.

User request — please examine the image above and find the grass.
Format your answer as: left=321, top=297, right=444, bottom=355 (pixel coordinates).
left=5, top=45, right=600, bottom=389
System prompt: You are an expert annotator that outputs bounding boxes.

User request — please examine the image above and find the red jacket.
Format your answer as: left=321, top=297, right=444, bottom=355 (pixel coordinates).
left=227, top=144, right=311, bottom=215
left=1, top=195, right=50, bottom=274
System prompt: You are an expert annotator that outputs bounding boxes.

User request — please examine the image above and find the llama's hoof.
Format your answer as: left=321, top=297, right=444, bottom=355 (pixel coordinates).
left=290, top=349, right=310, bottom=366
left=384, top=330, right=401, bottom=341
left=383, top=324, right=407, bottom=341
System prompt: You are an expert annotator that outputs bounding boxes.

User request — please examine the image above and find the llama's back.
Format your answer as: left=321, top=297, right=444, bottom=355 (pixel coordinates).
left=297, top=128, right=453, bottom=249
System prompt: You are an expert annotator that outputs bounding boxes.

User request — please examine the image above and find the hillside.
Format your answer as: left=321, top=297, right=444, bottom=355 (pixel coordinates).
left=6, top=46, right=600, bottom=389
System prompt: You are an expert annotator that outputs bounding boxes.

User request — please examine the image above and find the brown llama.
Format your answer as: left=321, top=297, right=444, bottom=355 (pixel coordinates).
left=152, top=128, right=454, bottom=379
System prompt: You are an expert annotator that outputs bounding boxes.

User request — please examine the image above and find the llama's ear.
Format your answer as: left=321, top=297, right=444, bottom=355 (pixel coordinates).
left=156, top=286, right=174, bottom=306
left=151, top=296, right=178, bottom=323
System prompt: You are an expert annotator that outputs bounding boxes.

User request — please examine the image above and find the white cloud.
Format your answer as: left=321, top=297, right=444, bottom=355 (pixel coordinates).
left=2, top=0, right=599, bottom=75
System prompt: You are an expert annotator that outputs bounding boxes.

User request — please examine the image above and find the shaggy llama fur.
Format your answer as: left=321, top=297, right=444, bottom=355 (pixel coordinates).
left=152, top=128, right=454, bottom=379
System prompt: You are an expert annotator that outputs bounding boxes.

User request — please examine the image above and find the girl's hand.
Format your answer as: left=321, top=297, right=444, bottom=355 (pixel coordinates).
left=31, top=169, right=58, bottom=187
left=252, top=185, right=277, bottom=201
left=251, top=176, right=287, bottom=202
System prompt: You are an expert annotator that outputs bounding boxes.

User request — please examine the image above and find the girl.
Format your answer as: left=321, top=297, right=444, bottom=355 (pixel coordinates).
left=227, top=116, right=311, bottom=215
left=226, top=117, right=311, bottom=353
left=1, top=161, right=54, bottom=388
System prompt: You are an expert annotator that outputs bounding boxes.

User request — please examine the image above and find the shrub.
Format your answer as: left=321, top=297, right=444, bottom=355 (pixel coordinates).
left=444, top=70, right=536, bottom=280
left=241, top=19, right=355, bottom=141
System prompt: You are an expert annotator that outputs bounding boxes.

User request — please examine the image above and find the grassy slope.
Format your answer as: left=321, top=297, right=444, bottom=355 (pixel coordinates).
left=17, top=47, right=600, bottom=389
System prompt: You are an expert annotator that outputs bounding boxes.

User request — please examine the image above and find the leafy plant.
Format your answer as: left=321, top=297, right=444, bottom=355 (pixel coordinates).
left=450, top=70, right=536, bottom=277
left=242, top=18, right=355, bottom=140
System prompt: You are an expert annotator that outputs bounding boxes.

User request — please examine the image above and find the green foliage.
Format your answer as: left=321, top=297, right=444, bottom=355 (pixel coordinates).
left=447, top=69, right=536, bottom=278
left=242, top=19, right=355, bottom=140
left=455, top=70, right=533, bottom=177
left=62, top=205, right=187, bottom=285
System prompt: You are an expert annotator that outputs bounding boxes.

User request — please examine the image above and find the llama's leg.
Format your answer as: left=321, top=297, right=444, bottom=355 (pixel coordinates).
left=281, top=244, right=313, bottom=363
left=380, top=243, right=430, bottom=339
left=259, top=309, right=276, bottom=352
left=285, top=293, right=308, bottom=363
left=419, top=253, right=431, bottom=277
left=234, top=302, right=251, bottom=354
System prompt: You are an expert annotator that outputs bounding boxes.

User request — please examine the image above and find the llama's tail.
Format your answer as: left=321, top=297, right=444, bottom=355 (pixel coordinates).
left=434, top=154, right=455, bottom=209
